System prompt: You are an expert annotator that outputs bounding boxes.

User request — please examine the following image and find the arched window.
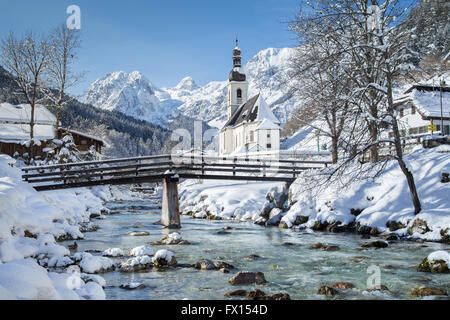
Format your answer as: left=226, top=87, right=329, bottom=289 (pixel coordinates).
left=237, top=88, right=242, bottom=99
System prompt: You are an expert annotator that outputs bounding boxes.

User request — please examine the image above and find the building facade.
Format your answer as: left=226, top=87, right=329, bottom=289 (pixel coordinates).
left=219, top=41, right=281, bottom=155
left=393, top=84, right=450, bottom=137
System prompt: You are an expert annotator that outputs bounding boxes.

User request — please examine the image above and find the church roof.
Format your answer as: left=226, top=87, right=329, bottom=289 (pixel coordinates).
left=222, top=94, right=280, bottom=129
left=257, top=118, right=280, bottom=130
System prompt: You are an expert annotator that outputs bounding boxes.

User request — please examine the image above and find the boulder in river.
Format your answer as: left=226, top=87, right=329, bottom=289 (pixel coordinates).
left=245, top=289, right=291, bottom=300
left=102, top=248, right=124, bottom=257
left=228, top=271, right=267, bottom=285
left=417, top=251, right=450, bottom=274
left=410, top=286, right=447, bottom=297
left=360, top=240, right=388, bottom=248
left=120, top=282, right=147, bottom=290
left=128, top=231, right=150, bottom=237
left=225, top=289, right=247, bottom=297
left=194, top=259, right=217, bottom=270
left=317, top=285, right=338, bottom=296
left=152, top=250, right=177, bottom=266
left=119, top=255, right=153, bottom=272
left=152, top=232, right=190, bottom=245
left=332, top=282, right=355, bottom=290
left=309, top=243, right=340, bottom=251
left=408, top=219, right=430, bottom=235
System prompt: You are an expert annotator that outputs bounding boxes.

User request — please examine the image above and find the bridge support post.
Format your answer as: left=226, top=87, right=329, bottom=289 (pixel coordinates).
left=161, top=174, right=181, bottom=228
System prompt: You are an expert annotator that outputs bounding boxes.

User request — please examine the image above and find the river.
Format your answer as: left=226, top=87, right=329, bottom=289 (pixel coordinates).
left=64, top=196, right=450, bottom=300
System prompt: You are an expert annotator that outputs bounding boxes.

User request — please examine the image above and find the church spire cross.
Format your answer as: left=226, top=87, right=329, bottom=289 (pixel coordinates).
left=235, top=33, right=239, bottom=47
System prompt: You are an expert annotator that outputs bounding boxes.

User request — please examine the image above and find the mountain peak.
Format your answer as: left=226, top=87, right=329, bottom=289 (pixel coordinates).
left=174, top=76, right=198, bottom=91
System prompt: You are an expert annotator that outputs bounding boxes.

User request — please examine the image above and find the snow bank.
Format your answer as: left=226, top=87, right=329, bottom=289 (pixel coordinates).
left=0, top=154, right=135, bottom=299
left=179, top=180, right=284, bottom=221
left=284, top=147, right=450, bottom=240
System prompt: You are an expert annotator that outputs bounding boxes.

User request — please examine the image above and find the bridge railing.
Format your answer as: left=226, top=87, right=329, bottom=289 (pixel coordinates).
left=22, top=154, right=333, bottom=190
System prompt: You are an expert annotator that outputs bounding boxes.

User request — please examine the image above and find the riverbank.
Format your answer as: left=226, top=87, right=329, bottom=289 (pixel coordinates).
left=179, top=146, right=450, bottom=244
left=0, top=154, right=138, bottom=299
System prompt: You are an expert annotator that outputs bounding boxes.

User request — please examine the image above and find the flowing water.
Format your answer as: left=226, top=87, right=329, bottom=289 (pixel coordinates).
left=67, top=197, right=450, bottom=300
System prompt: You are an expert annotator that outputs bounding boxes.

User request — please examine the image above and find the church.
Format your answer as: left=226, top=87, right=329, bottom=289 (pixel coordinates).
left=219, top=41, right=281, bottom=155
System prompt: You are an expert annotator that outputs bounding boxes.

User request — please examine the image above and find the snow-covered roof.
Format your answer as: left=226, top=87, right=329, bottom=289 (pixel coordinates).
left=254, top=95, right=280, bottom=124
left=257, top=118, right=280, bottom=130
left=0, top=103, right=56, bottom=142
left=222, top=94, right=280, bottom=129
left=410, top=88, right=450, bottom=118
left=395, top=85, right=450, bottom=119
left=60, top=128, right=106, bottom=145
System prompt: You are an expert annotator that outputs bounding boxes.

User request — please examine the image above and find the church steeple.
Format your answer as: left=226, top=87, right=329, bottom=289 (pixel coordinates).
left=232, top=34, right=242, bottom=69
left=229, top=35, right=246, bottom=82
left=227, top=35, right=248, bottom=119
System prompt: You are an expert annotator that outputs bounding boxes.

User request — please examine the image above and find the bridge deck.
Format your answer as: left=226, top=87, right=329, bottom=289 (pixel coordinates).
left=22, top=154, right=331, bottom=191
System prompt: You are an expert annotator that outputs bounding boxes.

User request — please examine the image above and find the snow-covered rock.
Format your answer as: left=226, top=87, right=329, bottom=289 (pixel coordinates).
left=129, top=245, right=154, bottom=257
left=73, top=252, right=114, bottom=274
left=152, top=249, right=176, bottom=266
left=102, top=248, right=124, bottom=257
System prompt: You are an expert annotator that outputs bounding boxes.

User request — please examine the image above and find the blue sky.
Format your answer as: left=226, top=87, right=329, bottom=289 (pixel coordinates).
left=0, top=0, right=300, bottom=96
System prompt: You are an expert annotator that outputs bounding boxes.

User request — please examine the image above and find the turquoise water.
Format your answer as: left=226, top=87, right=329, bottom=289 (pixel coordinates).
left=67, top=198, right=450, bottom=300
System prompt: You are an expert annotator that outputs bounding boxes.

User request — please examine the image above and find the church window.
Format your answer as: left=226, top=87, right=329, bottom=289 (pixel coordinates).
left=250, top=131, right=254, bottom=142
left=266, top=143, right=272, bottom=149
left=237, top=89, right=242, bottom=99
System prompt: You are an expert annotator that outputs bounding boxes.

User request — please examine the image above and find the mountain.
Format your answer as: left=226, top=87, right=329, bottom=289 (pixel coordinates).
left=85, top=47, right=298, bottom=128
left=85, top=71, right=178, bottom=127
left=0, top=66, right=170, bottom=158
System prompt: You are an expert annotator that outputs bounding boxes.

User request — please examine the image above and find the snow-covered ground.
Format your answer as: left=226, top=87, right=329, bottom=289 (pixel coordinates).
left=0, top=154, right=136, bottom=299
left=282, top=146, right=450, bottom=241
left=179, top=179, right=284, bottom=221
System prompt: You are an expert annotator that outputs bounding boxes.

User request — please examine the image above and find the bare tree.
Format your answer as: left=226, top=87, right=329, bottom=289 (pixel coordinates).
left=1, top=31, right=51, bottom=159
left=289, top=0, right=422, bottom=214
left=47, top=24, right=84, bottom=137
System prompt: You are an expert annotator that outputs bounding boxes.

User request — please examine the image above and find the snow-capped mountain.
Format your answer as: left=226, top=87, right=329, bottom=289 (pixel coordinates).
left=85, top=71, right=177, bottom=127
left=85, top=47, right=298, bottom=128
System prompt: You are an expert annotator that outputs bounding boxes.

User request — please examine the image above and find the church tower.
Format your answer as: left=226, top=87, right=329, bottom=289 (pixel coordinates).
left=227, top=36, right=248, bottom=120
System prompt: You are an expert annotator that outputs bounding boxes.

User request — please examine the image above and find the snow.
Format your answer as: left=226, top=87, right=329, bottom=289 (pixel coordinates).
left=0, top=103, right=56, bottom=142
left=168, top=232, right=182, bottom=241
left=129, top=245, right=154, bottom=257
left=427, top=251, right=450, bottom=265
left=179, top=179, right=284, bottom=221
left=285, top=147, right=450, bottom=239
left=281, top=120, right=331, bottom=152
left=121, top=255, right=152, bottom=267
left=257, top=118, right=281, bottom=130
left=73, top=252, right=113, bottom=274
left=152, top=250, right=174, bottom=263
left=410, top=89, right=450, bottom=118
left=103, top=248, right=124, bottom=257
left=0, top=154, right=136, bottom=299
left=254, top=95, right=280, bottom=124
left=85, top=47, right=298, bottom=127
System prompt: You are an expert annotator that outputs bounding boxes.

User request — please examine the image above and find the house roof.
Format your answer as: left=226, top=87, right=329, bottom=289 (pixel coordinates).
left=396, top=85, right=450, bottom=119
left=222, top=94, right=280, bottom=129
left=59, top=128, right=105, bottom=146
left=0, top=103, right=56, bottom=142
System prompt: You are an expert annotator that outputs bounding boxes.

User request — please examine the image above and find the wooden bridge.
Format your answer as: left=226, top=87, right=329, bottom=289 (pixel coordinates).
left=22, top=154, right=331, bottom=228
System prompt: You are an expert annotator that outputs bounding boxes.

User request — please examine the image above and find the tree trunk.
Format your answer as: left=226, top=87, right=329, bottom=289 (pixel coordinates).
left=386, top=72, right=421, bottom=214
left=331, top=136, right=339, bottom=164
